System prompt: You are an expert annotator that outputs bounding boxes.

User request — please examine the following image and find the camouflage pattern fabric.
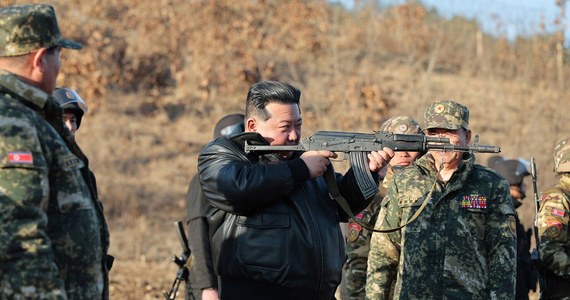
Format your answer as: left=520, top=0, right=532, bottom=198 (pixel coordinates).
left=537, top=174, right=570, bottom=299
left=424, top=100, right=469, bottom=130
left=379, top=116, right=421, bottom=134
left=554, top=136, right=570, bottom=173
left=343, top=169, right=393, bottom=299
left=0, top=70, right=106, bottom=299
left=0, top=4, right=82, bottom=57
left=366, top=153, right=516, bottom=299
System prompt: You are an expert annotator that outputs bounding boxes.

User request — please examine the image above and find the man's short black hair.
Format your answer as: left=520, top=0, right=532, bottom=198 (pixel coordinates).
left=245, top=81, right=301, bottom=121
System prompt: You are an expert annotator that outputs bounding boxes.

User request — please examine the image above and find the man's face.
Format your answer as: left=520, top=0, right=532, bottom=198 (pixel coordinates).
left=247, top=102, right=302, bottom=159
left=41, top=46, right=62, bottom=93
left=509, top=182, right=527, bottom=200
left=425, top=127, right=471, bottom=167
left=390, top=150, right=421, bottom=168
left=62, top=110, right=78, bottom=136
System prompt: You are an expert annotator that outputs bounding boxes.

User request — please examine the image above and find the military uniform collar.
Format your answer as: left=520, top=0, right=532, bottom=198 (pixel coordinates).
left=416, top=152, right=475, bottom=184
left=418, top=152, right=473, bottom=168
left=0, top=69, right=50, bottom=110
left=559, top=174, right=570, bottom=192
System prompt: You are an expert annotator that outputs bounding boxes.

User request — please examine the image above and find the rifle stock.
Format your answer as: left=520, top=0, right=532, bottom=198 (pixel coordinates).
left=245, top=131, right=501, bottom=198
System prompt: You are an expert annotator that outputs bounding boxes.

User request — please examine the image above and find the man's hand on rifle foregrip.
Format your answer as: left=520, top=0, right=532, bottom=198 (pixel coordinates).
left=368, top=147, right=394, bottom=172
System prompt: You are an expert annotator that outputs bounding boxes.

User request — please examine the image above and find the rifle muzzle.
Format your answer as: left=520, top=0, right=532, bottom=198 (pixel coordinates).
left=469, top=145, right=501, bottom=153
left=428, top=144, right=501, bottom=153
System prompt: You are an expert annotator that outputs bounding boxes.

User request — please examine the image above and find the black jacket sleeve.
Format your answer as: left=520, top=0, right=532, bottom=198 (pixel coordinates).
left=186, top=175, right=217, bottom=290
left=197, top=136, right=310, bottom=215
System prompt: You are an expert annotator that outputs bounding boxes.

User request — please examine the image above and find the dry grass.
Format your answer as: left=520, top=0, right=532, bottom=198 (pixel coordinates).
left=2, top=0, right=569, bottom=298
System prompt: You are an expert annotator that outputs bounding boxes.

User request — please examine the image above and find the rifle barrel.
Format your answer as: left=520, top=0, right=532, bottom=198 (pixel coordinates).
left=426, top=144, right=501, bottom=153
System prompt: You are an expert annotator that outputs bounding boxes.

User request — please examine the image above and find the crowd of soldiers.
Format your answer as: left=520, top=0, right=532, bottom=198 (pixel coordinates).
left=1, top=3, right=570, bottom=300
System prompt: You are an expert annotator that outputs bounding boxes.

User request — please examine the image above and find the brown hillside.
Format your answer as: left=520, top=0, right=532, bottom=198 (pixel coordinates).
left=3, top=0, right=569, bottom=298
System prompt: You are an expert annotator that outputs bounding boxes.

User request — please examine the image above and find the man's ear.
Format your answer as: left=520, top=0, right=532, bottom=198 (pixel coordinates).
left=246, top=117, right=256, bottom=132
left=31, top=48, right=47, bottom=71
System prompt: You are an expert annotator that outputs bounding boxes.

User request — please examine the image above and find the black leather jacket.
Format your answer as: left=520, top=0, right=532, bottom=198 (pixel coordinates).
left=197, top=132, right=378, bottom=299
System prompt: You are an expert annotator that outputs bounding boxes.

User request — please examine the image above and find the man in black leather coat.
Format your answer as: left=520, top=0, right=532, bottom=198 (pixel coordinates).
left=197, top=81, right=393, bottom=300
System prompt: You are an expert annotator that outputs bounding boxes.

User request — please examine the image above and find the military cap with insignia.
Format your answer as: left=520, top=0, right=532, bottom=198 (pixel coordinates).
left=0, top=4, right=83, bottom=57
left=380, top=116, right=422, bottom=134
left=424, top=100, right=470, bottom=131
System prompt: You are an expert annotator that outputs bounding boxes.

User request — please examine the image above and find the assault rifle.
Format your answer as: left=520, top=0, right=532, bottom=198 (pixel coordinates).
left=245, top=130, right=501, bottom=199
left=530, top=157, right=547, bottom=298
left=164, top=221, right=194, bottom=300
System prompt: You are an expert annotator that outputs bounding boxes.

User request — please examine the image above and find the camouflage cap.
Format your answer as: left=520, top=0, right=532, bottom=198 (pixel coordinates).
left=553, top=135, right=570, bottom=173
left=380, top=116, right=421, bottom=134
left=424, top=100, right=469, bottom=130
left=0, top=4, right=83, bottom=57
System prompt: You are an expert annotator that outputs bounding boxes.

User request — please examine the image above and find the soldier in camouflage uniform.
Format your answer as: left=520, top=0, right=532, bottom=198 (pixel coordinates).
left=0, top=4, right=110, bottom=300
left=343, top=116, right=422, bottom=300
left=366, top=100, right=516, bottom=299
left=537, top=136, right=570, bottom=299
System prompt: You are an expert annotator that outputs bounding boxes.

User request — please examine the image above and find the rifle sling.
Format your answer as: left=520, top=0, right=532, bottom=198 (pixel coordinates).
left=324, top=166, right=436, bottom=233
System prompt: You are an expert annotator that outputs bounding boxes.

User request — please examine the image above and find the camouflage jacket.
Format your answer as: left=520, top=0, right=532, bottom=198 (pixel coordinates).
left=366, top=153, right=516, bottom=300
left=537, top=174, right=570, bottom=299
left=0, top=70, right=108, bottom=300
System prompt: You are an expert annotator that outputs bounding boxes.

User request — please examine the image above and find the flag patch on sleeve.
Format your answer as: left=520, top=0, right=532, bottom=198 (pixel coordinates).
left=551, top=208, right=565, bottom=217
left=7, top=152, right=33, bottom=164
